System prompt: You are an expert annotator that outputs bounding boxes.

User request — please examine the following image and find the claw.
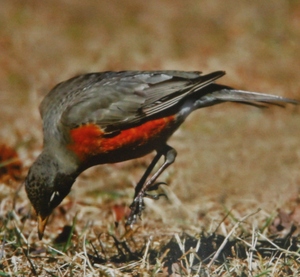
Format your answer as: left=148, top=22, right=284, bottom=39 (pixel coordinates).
left=145, top=192, right=167, bottom=200
left=145, top=181, right=168, bottom=200
left=146, top=181, right=167, bottom=191
left=126, top=181, right=169, bottom=226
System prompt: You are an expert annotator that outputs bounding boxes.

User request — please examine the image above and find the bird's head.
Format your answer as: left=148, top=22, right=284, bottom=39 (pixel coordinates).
left=25, top=152, right=76, bottom=239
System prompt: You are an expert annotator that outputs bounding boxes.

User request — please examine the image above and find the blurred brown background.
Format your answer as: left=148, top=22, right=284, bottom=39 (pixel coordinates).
left=1, top=0, right=300, bottom=227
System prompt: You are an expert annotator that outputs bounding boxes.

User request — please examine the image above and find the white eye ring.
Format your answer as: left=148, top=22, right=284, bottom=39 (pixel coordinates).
left=49, top=191, right=60, bottom=203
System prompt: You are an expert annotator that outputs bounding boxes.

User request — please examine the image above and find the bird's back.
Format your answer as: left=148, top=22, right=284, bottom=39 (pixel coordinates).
left=39, top=71, right=224, bottom=143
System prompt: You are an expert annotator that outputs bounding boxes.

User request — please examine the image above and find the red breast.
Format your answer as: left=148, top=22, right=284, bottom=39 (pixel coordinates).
left=67, top=115, right=176, bottom=163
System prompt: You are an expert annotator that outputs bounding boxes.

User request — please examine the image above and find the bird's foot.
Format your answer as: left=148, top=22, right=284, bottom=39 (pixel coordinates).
left=144, top=182, right=167, bottom=200
left=126, top=182, right=167, bottom=227
left=126, top=192, right=145, bottom=227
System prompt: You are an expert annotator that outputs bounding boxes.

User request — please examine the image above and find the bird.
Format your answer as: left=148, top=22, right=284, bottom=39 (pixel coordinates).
left=24, top=70, right=298, bottom=239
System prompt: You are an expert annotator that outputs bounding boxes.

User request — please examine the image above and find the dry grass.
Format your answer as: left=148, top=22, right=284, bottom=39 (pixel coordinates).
left=1, top=0, right=300, bottom=276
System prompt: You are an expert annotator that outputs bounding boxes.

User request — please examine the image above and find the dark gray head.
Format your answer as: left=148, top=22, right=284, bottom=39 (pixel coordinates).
left=25, top=152, right=76, bottom=239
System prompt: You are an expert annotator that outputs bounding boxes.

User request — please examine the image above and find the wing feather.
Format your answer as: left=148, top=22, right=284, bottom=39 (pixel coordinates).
left=61, top=71, right=225, bottom=131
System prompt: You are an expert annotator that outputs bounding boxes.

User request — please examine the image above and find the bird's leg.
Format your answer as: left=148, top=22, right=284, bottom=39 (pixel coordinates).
left=127, top=145, right=177, bottom=226
left=133, top=152, right=163, bottom=198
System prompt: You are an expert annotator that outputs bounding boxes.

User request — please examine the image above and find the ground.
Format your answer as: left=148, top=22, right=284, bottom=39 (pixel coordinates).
left=1, top=1, right=300, bottom=276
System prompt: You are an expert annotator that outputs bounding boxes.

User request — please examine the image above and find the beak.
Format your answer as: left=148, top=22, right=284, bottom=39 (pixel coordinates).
left=37, top=214, right=49, bottom=240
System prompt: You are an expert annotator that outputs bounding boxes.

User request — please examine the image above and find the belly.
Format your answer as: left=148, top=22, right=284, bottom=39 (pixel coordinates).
left=67, top=115, right=179, bottom=165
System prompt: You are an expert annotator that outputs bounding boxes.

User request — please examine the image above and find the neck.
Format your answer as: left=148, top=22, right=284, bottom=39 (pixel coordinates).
left=43, top=145, right=80, bottom=175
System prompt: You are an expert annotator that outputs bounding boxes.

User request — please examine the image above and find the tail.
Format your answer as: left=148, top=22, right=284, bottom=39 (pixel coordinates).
left=194, top=84, right=299, bottom=109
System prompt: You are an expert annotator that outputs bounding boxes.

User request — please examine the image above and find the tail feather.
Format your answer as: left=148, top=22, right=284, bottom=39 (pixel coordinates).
left=214, top=89, right=298, bottom=105
left=195, top=88, right=299, bottom=109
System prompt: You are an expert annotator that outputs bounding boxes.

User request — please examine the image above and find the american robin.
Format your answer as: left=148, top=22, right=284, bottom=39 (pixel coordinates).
left=25, top=70, right=298, bottom=239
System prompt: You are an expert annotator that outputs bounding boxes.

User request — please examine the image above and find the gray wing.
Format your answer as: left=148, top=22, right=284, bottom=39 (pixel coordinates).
left=59, top=70, right=225, bottom=132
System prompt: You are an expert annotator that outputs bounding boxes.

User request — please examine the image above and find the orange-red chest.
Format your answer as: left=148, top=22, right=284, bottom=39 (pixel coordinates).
left=67, top=115, right=176, bottom=162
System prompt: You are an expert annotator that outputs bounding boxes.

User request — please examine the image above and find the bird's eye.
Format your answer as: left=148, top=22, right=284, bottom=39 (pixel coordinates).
left=49, top=191, right=60, bottom=204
